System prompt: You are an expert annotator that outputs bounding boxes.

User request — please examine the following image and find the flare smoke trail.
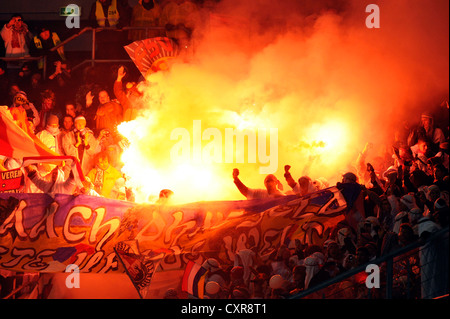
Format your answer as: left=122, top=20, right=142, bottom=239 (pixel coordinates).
left=119, top=0, right=449, bottom=204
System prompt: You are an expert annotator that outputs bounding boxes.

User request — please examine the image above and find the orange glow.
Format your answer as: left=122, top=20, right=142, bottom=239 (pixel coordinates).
left=115, top=0, right=448, bottom=205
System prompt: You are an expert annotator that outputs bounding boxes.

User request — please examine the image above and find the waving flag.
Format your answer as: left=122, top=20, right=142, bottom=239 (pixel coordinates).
left=114, top=240, right=159, bottom=299
left=124, top=37, right=179, bottom=77
left=0, top=106, right=58, bottom=158
left=182, top=261, right=208, bottom=299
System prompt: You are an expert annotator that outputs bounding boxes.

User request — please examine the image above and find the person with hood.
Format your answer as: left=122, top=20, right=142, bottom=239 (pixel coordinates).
left=113, top=65, right=144, bottom=122
left=62, top=115, right=106, bottom=175
left=30, top=26, right=66, bottom=75
left=410, top=112, right=446, bottom=155
left=87, top=151, right=123, bottom=198
left=36, top=114, right=65, bottom=176
left=283, top=165, right=317, bottom=196
left=303, top=256, right=320, bottom=290
left=8, top=90, right=39, bottom=134
left=336, top=172, right=366, bottom=232
left=1, top=14, right=31, bottom=56
left=232, top=168, right=285, bottom=200
left=36, top=114, right=63, bottom=155
left=24, top=162, right=76, bottom=196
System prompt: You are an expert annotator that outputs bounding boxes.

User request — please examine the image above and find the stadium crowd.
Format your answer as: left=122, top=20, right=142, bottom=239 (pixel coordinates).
left=0, top=0, right=449, bottom=300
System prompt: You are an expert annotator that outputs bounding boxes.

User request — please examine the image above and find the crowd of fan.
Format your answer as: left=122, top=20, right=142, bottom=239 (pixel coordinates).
left=0, top=0, right=225, bottom=203
left=1, top=1, right=449, bottom=300
left=168, top=109, right=449, bottom=300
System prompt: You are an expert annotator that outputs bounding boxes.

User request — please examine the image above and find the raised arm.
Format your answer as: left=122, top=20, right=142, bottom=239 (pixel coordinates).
left=233, top=168, right=249, bottom=198
left=283, top=165, right=297, bottom=189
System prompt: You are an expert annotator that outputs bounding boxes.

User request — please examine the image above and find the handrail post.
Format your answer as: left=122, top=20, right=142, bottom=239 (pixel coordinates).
left=43, top=55, right=47, bottom=79
left=386, top=257, right=393, bottom=299
left=92, top=28, right=96, bottom=67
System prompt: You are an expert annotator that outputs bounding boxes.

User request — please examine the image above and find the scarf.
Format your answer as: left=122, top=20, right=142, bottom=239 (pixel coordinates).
left=93, top=166, right=105, bottom=194
left=11, top=23, right=28, bottom=48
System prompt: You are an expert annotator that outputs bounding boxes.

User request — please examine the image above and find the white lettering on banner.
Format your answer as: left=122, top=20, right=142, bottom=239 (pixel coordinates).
left=63, top=206, right=120, bottom=250
left=0, top=200, right=28, bottom=238
left=1, top=247, right=34, bottom=268
left=29, top=202, right=59, bottom=240
left=0, top=198, right=122, bottom=272
left=88, top=208, right=121, bottom=251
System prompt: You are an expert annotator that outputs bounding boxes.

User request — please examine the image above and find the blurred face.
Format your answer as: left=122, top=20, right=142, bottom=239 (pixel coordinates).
left=417, top=140, right=428, bottom=154
left=434, top=166, right=445, bottom=180
left=98, top=156, right=109, bottom=170
left=264, top=175, right=278, bottom=191
left=429, top=188, right=440, bottom=202
left=327, top=243, right=340, bottom=258
left=14, top=17, right=23, bottom=28
left=9, top=85, right=20, bottom=98
left=381, top=199, right=391, bottom=212
left=51, top=167, right=59, bottom=182
left=47, top=122, right=59, bottom=130
left=40, top=30, right=50, bottom=40
left=63, top=116, right=73, bottom=130
left=98, top=91, right=110, bottom=104
left=421, top=116, right=432, bottom=131
left=74, top=119, right=86, bottom=131
left=65, top=104, right=76, bottom=117
left=42, top=98, right=53, bottom=111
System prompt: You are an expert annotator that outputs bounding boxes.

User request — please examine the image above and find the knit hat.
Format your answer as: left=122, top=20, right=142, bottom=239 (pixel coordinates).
left=74, top=115, right=86, bottom=122
left=205, top=281, right=220, bottom=295
left=47, top=114, right=59, bottom=126
left=202, top=258, right=220, bottom=272
left=382, top=166, right=398, bottom=180
left=342, top=172, right=358, bottom=183
left=393, top=211, right=408, bottom=234
left=311, top=252, right=325, bottom=266
left=400, top=194, right=416, bottom=210
left=408, top=207, right=423, bottom=223
left=434, top=198, right=448, bottom=211
left=421, top=112, right=433, bottom=119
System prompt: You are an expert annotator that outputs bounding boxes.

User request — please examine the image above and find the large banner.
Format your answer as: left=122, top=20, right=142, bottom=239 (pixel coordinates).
left=0, top=187, right=346, bottom=276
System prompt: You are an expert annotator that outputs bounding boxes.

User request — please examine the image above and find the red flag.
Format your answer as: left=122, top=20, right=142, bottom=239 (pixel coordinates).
left=0, top=107, right=59, bottom=158
left=181, top=260, right=208, bottom=299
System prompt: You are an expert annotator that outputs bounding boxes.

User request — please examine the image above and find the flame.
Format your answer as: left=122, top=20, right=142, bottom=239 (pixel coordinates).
left=114, top=0, right=448, bottom=205
left=307, top=119, right=350, bottom=154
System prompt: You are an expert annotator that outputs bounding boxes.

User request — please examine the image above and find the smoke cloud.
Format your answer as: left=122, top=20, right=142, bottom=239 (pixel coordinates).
left=120, top=0, right=449, bottom=203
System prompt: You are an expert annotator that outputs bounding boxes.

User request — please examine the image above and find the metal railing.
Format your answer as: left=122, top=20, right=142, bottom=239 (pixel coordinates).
left=290, top=226, right=449, bottom=299
left=51, top=26, right=166, bottom=71
left=1, top=26, right=165, bottom=78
